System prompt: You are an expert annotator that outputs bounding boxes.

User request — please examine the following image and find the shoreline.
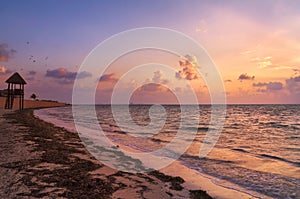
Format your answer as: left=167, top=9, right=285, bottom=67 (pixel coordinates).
left=0, top=107, right=275, bottom=198
left=99, top=134, right=266, bottom=199
left=0, top=109, right=214, bottom=198
left=34, top=107, right=268, bottom=199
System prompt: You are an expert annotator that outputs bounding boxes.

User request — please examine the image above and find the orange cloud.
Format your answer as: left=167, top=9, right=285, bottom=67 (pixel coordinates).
left=176, top=55, right=200, bottom=80
left=0, top=65, right=12, bottom=75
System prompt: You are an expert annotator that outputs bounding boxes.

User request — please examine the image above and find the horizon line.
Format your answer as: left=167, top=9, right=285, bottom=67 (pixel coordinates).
left=69, top=103, right=300, bottom=106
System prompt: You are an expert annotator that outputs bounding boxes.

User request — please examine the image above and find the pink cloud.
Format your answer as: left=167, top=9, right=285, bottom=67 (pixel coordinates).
left=137, top=83, right=167, bottom=93
left=45, top=68, right=91, bottom=84
left=98, top=73, right=118, bottom=82
left=285, top=75, right=300, bottom=102
left=132, top=83, right=178, bottom=104
left=253, top=82, right=283, bottom=92
left=152, top=70, right=169, bottom=84
left=266, top=82, right=283, bottom=90
left=46, top=68, right=76, bottom=79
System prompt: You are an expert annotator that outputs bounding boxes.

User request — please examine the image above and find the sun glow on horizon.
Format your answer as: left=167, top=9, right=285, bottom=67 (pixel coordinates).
left=0, top=1, right=299, bottom=104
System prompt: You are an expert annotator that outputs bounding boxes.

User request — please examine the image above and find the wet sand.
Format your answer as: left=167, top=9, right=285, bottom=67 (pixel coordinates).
left=0, top=109, right=215, bottom=198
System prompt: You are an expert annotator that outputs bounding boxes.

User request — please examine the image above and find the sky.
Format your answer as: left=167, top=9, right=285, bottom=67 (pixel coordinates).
left=0, top=0, right=300, bottom=104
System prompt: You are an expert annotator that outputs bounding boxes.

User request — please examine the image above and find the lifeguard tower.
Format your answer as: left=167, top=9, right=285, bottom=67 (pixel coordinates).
left=5, top=72, right=27, bottom=110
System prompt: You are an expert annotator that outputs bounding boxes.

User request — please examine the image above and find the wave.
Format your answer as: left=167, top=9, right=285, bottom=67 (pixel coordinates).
left=258, top=154, right=300, bottom=167
left=231, top=148, right=250, bottom=153
left=111, top=130, right=127, bottom=134
left=197, top=127, right=209, bottom=131
left=151, top=138, right=169, bottom=143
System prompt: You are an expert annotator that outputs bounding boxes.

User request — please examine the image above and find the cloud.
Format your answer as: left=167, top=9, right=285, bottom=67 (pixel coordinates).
left=293, top=68, right=300, bottom=75
left=130, top=83, right=177, bottom=104
left=137, top=83, right=168, bottom=93
left=251, top=56, right=293, bottom=70
left=253, top=82, right=268, bottom=87
left=285, top=75, right=300, bottom=102
left=253, top=81, right=283, bottom=92
left=286, top=75, right=300, bottom=89
left=271, top=66, right=293, bottom=70
left=176, top=54, right=200, bottom=80
left=77, top=71, right=92, bottom=79
left=45, top=68, right=91, bottom=84
left=256, top=62, right=292, bottom=70
left=135, top=71, right=170, bottom=93
left=56, top=79, right=74, bottom=85
left=98, top=73, right=118, bottom=82
left=0, top=65, right=12, bottom=75
left=28, top=70, right=37, bottom=75
left=185, top=54, right=198, bottom=67
left=152, top=70, right=162, bottom=83
left=152, top=70, right=169, bottom=84
left=256, top=89, right=267, bottom=93
left=224, top=79, right=232, bottom=83
left=238, top=73, right=255, bottom=81
left=0, top=43, right=16, bottom=62
left=257, top=61, right=272, bottom=69
left=46, top=68, right=76, bottom=79
left=251, top=56, right=272, bottom=62
left=266, top=82, right=283, bottom=90
left=240, top=49, right=256, bottom=55
left=295, top=76, right=300, bottom=82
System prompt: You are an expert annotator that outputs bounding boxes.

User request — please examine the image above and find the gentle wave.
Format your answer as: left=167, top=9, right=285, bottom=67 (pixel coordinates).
left=259, top=154, right=300, bottom=167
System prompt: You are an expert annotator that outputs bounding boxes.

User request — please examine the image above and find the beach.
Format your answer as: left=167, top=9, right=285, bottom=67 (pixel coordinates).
left=33, top=105, right=300, bottom=198
left=0, top=104, right=267, bottom=198
left=0, top=108, right=207, bottom=198
left=2, top=1, right=300, bottom=198
left=0, top=97, right=65, bottom=110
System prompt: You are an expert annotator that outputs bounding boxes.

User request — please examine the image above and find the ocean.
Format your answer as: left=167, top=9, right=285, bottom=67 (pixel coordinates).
left=35, top=104, right=300, bottom=198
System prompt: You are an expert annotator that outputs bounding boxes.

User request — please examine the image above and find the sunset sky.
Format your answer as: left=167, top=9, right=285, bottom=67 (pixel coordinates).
left=0, top=0, right=300, bottom=104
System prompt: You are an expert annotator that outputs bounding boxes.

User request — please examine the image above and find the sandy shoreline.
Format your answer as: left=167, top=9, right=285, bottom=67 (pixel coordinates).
left=0, top=107, right=268, bottom=198
left=0, top=109, right=215, bottom=198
